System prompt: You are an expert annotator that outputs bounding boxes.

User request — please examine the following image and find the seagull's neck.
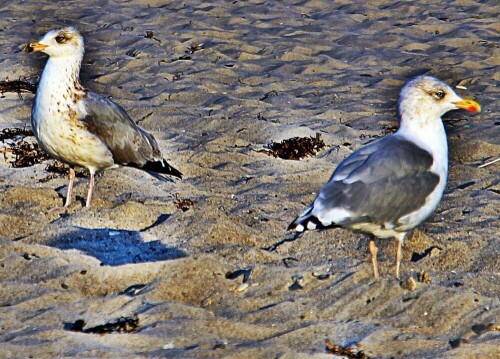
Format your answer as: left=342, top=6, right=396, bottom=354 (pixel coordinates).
left=36, top=55, right=86, bottom=105
left=32, top=55, right=88, bottom=140
left=396, top=111, right=448, bottom=175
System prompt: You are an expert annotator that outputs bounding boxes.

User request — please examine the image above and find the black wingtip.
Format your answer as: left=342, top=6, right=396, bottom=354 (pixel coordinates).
left=136, top=159, right=183, bottom=179
left=287, top=217, right=299, bottom=231
left=288, top=214, right=336, bottom=233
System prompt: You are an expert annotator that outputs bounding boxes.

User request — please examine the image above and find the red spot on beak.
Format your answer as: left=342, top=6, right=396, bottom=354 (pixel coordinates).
left=454, top=99, right=481, bottom=113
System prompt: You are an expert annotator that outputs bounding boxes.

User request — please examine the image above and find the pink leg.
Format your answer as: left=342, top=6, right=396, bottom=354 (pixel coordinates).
left=64, top=168, right=76, bottom=207
left=369, top=239, right=379, bottom=280
left=395, top=237, right=403, bottom=279
left=85, top=172, right=95, bottom=208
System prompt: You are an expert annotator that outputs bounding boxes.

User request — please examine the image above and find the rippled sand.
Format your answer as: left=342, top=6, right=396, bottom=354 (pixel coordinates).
left=0, top=1, right=498, bottom=357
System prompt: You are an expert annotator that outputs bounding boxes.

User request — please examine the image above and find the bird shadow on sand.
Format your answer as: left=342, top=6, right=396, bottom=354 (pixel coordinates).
left=47, top=226, right=186, bottom=266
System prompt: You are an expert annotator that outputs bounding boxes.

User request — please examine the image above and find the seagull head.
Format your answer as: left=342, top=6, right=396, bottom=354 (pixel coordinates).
left=398, top=75, right=481, bottom=123
left=24, top=27, right=84, bottom=59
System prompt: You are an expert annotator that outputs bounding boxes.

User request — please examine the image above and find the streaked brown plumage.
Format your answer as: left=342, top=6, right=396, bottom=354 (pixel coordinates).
left=27, top=26, right=182, bottom=208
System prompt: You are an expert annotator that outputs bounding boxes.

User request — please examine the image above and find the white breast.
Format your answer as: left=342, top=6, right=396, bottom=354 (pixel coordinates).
left=32, top=57, right=114, bottom=173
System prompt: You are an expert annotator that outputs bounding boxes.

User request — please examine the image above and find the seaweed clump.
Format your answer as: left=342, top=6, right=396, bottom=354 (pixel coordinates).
left=265, top=133, right=325, bottom=160
left=174, top=194, right=197, bottom=212
left=67, top=315, right=140, bottom=334
left=0, top=128, right=50, bottom=167
left=0, top=127, right=86, bottom=181
left=325, top=339, right=371, bottom=359
left=0, top=79, right=37, bottom=95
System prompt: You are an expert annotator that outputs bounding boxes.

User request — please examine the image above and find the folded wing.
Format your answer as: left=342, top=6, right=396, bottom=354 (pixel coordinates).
left=80, top=92, right=182, bottom=178
left=291, top=136, right=439, bottom=230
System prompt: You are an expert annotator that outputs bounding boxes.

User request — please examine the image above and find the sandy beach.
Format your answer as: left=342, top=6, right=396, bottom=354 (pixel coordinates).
left=0, top=0, right=498, bottom=357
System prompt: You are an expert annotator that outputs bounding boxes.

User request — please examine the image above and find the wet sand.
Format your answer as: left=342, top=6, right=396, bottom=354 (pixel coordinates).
left=0, top=1, right=498, bottom=358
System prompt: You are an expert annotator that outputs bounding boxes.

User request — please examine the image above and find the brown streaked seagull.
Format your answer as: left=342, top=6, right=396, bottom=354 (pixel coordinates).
left=287, top=75, right=480, bottom=280
left=25, top=27, right=182, bottom=208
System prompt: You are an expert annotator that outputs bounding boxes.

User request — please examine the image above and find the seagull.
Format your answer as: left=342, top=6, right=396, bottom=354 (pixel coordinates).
left=25, top=27, right=182, bottom=208
left=288, top=75, right=480, bottom=279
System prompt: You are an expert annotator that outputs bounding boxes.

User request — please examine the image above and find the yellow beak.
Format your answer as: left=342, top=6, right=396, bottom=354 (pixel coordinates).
left=24, top=42, right=48, bottom=53
left=454, top=98, right=481, bottom=113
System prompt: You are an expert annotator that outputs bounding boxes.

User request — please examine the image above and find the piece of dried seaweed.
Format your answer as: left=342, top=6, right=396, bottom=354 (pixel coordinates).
left=67, top=315, right=140, bottom=334
left=39, top=162, right=87, bottom=182
left=325, top=339, right=371, bottom=358
left=144, top=30, right=161, bottom=43
left=382, top=123, right=398, bottom=135
left=1, top=127, right=87, bottom=181
left=0, top=79, right=37, bottom=95
left=0, top=127, right=34, bottom=141
left=1, top=127, right=50, bottom=167
left=174, top=194, right=197, bottom=212
left=188, top=42, right=204, bottom=54
left=4, top=138, right=51, bottom=168
left=265, top=133, right=325, bottom=160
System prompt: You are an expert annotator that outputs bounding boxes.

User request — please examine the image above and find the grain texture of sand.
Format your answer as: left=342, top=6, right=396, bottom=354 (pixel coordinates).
left=0, top=1, right=498, bottom=358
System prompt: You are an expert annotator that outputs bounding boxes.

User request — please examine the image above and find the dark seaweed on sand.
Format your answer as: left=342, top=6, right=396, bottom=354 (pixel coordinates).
left=0, top=79, right=37, bottom=95
left=1, top=127, right=86, bottom=180
left=67, top=315, right=140, bottom=334
left=0, top=127, right=33, bottom=141
left=10, top=140, right=51, bottom=167
left=265, top=133, right=326, bottom=160
left=325, top=339, right=371, bottom=359
left=174, top=194, right=197, bottom=212
left=39, top=161, right=87, bottom=182
left=1, top=128, right=51, bottom=168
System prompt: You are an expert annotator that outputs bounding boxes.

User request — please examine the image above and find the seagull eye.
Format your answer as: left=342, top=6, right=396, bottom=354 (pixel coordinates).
left=433, top=90, right=445, bottom=100
left=55, top=35, right=66, bottom=44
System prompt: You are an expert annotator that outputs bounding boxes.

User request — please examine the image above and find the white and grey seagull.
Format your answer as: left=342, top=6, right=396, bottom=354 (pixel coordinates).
left=25, top=27, right=182, bottom=208
left=288, top=75, right=480, bottom=279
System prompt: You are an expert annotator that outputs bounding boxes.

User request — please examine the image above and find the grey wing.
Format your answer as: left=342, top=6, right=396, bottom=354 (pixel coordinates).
left=314, top=135, right=440, bottom=226
left=80, top=91, right=163, bottom=166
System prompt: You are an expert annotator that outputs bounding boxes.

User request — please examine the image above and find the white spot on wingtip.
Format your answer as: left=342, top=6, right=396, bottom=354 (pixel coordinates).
left=307, top=222, right=317, bottom=230
left=384, top=222, right=395, bottom=230
left=295, top=224, right=305, bottom=232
